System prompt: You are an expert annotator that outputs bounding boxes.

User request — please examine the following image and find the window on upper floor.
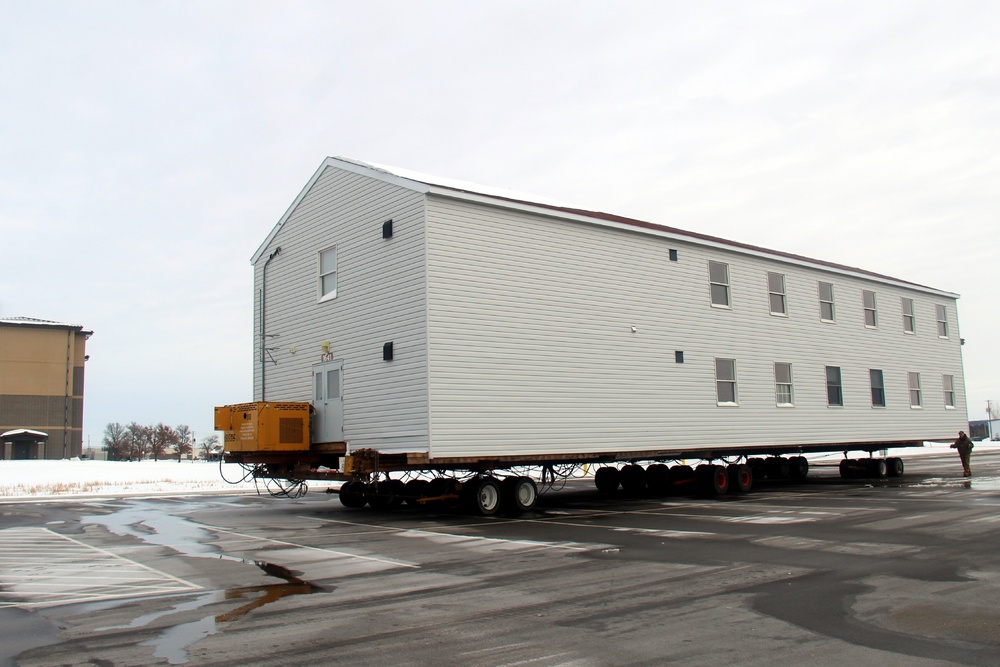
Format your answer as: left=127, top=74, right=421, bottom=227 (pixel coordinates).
left=319, top=246, right=337, bottom=301
left=863, top=290, right=878, bottom=327
left=715, top=358, right=738, bottom=404
left=768, top=272, right=787, bottom=316
left=774, top=362, right=793, bottom=406
left=870, top=369, right=886, bottom=407
left=908, top=372, right=922, bottom=407
left=709, top=261, right=731, bottom=308
left=936, top=305, right=949, bottom=338
left=902, top=297, right=915, bottom=333
left=826, top=366, right=843, bottom=406
left=943, top=374, right=955, bottom=408
left=819, top=282, right=835, bottom=322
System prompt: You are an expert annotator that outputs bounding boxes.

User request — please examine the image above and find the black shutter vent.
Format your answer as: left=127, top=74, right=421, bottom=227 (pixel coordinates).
left=669, top=249, right=678, bottom=262
left=383, top=342, right=394, bottom=361
left=382, top=219, right=393, bottom=239
left=675, top=351, right=684, bottom=363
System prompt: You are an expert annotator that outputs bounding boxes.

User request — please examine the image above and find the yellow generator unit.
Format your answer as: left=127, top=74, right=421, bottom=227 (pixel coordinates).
left=214, top=402, right=311, bottom=452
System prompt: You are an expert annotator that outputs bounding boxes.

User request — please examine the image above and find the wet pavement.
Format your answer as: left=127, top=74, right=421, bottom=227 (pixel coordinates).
left=1, top=450, right=998, bottom=666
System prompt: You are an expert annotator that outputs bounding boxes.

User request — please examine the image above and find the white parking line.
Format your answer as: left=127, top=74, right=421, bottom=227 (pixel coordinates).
left=0, top=527, right=200, bottom=608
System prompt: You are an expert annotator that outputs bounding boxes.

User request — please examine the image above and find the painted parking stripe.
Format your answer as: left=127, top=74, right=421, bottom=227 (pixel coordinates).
left=0, top=527, right=200, bottom=609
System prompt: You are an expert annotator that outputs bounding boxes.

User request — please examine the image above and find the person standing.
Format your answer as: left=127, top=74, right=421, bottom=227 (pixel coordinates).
left=950, top=430, right=974, bottom=477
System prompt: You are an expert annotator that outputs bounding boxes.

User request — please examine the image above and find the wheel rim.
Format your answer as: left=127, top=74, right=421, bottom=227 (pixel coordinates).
left=516, top=478, right=537, bottom=508
left=478, top=480, right=499, bottom=512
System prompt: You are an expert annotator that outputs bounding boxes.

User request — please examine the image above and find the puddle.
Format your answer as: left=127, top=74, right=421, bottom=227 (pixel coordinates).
left=81, top=500, right=326, bottom=664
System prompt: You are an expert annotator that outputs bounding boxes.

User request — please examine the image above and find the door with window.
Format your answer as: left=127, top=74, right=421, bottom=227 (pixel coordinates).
left=311, top=360, right=344, bottom=443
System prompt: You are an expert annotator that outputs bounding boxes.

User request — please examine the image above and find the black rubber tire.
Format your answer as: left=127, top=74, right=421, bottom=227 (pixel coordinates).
left=388, top=479, right=406, bottom=508
left=645, top=464, right=670, bottom=495
left=728, top=463, right=753, bottom=493
left=839, top=459, right=859, bottom=479
left=764, top=457, right=791, bottom=480
left=366, top=480, right=394, bottom=510
left=788, top=456, right=809, bottom=479
left=697, top=464, right=729, bottom=496
left=886, top=457, right=904, bottom=477
left=339, top=480, right=368, bottom=508
left=404, top=479, right=431, bottom=506
left=595, top=467, right=621, bottom=493
left=669, top=465, right=696, bottom=492
left=464, top=477, right=501, bottom=516
left=867, top=458, right=888, bottom=478
left=619, top=464, right=647, bottom=495
left=501, top=476, right=538, bottom=514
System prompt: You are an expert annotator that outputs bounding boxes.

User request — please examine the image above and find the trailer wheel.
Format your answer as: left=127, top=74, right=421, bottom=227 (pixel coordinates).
left=697, top=465, right=729, bottom=496
left=388, top=479, right=407, bottom=508
left=339, top=481, right=368, bottom=509
left=595, top=467, right=621, bottom=493
left=466, top=477, right=501, bottom=516
left=620, top=464, right=647, bottom=495
left=789, top=456, right=809, bottom=479
left=404, top=479, right=430, bottom=506
left=669, top=465, right=695, bottom=491
left=645, top=464, right=670, bottom=495
left=366, top=481, right=394, bottom=510
left=886, top=457, right=904, bottom=477
left=764, top=457, right=791, bottom=480
left=839, top=459, right=859, bottom=479
left=501, top=476, right=538, bottom=513
left=728, top=464, right=752, bottom=493
left=867, top=458, right=888, bottom=478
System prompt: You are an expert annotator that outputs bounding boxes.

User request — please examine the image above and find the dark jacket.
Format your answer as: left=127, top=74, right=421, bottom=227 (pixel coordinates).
left=952, top=434, right=974, bottom=455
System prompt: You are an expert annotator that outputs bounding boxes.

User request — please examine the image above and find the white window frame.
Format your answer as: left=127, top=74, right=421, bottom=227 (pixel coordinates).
left=774, top=362, right=793, bottom=406
left=935, top=305, right=949, bottom=338
left=709, top=261, right=731, bottom=308
left=908, top=372, right=922, bottom=408
left=819, top=282, right=836, bottom=322
left=826, top=366, right=843, bottom=407
left=902, top=297, right=915, bottom=334
left=869, top=369, right=886, bottom=408
left=943, top=374, right=955, bottom=408
left=863, top=290, right=878, bottom=328
left=319, top=246, right=338, bottom=302
left=767, top=272, right=787, bottom=316
left=715, top=358, right=738, bottom=405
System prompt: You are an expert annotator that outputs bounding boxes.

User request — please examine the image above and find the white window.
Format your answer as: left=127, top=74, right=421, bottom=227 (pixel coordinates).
left=819, top=282, right=835, bottom=322
left=943, top=375, right=955, bottom=408
left=709, top=261, right=731, bottom=307
left=870, top=369, right=886, bottom=407
left=774, top=362, right=793, bottom=405
left=908, top=372, right=922, bottom=407
left=902, top=298, right=915, bottom=333
left=768, top=272, right=787, bottom=315
left=319, top=247, right=337, bottom=300
left=826, top=366, right=843, bottom=406
left=715, top=358, right=737, bottom=404
left=863, top=290, right=877, bottom=327
left=935, top=304, right=949, bottom=338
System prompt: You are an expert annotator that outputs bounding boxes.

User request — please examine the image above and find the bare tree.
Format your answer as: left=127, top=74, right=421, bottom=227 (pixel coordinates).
left=175, top=424, right=194, bottom=462
left=102, top=422, right=128, bottom=461
left=199, top=434, right=220, bottom=460
left=126, top=422, right=150, bottom=460
left=149, top=423, right=178, bottom=461
left=988, top=400, right=999, bottom=421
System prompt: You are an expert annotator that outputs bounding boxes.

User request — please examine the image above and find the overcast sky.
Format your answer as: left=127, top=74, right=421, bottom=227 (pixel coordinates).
left=1, top=1, right=997, bottom=447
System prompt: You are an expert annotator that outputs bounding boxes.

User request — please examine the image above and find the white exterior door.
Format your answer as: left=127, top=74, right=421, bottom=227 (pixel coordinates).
left=312, top=360, right=344, bottom=443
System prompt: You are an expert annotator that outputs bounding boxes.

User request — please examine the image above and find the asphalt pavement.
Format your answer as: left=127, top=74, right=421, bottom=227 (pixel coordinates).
left=1, top=450, right=998, bottom=667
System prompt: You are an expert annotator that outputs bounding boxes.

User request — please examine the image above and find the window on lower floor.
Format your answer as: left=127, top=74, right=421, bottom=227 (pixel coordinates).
left=709, top=261, right=731, bottom=307
left=870, top=369, right=886, bottom=407
left=826, top=366, right=843, bottom=406
left=819, top=282, right=836, bottom=321
left=908, top=372, right=922, bottom=407
left=943, top=374, right=955, bottom=408
left=774, top=362, right=793, bottom=405
left=715, top=358, right=738, bottom=404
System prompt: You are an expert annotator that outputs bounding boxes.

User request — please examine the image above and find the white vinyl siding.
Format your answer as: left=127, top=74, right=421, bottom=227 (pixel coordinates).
left=819, top=282, right=835, bottom=322
left=768, top=272, right=787, bottom=315
left=909, top=372, right=922, bottom=407
left=709, top=261, right=731, bottom=308
left=863, top=290, right=877, bottom=327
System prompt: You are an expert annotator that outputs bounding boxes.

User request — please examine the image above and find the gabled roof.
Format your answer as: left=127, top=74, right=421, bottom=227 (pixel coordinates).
left=0, top=317, right=92, bottom=335
left=252, top=157, right=958, bottom=298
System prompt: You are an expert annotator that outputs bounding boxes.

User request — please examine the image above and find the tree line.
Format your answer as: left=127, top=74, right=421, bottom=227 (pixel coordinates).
left=101, top=422, right=220, bottom=461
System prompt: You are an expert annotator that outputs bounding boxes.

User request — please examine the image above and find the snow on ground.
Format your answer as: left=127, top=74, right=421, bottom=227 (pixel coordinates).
left=1, top=440, right=996, bottom=499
